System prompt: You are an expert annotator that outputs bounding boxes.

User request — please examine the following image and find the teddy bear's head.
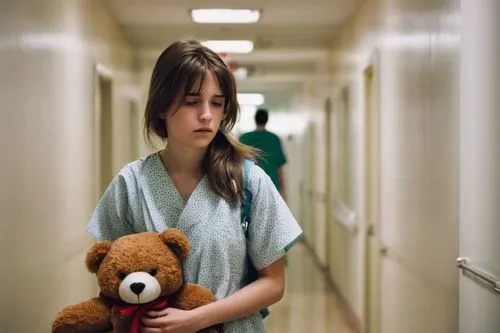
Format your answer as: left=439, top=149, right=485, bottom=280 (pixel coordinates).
left=85, top=229, right=190, bottom=305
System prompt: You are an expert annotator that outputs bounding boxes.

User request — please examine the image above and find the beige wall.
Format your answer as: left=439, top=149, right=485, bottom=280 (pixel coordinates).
left=460, top=1, right=500, bottom=331
left=0, top=1, right=136, bottom=331
left=301, top=0, right=460, bottom=332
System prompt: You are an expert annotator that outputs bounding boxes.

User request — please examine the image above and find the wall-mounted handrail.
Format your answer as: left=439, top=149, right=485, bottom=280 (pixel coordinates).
left=457, top=258, right=500, bottom=294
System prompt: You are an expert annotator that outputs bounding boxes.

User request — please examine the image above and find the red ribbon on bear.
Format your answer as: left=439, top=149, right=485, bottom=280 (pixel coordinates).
left=114, top=298, right=168, bottom=333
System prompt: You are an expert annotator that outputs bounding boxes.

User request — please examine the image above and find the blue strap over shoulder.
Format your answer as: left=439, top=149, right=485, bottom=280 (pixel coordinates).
left=240, top=159, right=271, bottom=319
left=241, top=159, right=253, bottom=237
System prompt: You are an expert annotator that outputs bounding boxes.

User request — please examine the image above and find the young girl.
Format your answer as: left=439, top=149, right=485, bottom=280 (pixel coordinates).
left=87, top=40, right=303, bottom=333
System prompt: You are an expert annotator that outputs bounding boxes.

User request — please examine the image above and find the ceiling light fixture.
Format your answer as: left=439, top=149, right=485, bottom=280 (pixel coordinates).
left=237, top=93, right=264, bottom=106
left=201, top=40, right=254, bottom=54
left=190, top=9, right=261, bottom=24
left=233, top=67, right=248, bottom=80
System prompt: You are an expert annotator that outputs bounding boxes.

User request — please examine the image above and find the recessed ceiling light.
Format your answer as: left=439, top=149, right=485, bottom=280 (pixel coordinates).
left=201, top=40, right=254, bottom=54
left=190, top=9, right=261, bottom=24
left=233, top=67, right=248, bottom=80
left=237, top=93, right=264, bottom=106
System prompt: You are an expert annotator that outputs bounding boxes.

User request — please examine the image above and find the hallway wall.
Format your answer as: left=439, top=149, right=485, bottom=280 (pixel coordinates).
left=300, top=0, right=461, bottom=332
left=0, top=1, right=136, bottom=331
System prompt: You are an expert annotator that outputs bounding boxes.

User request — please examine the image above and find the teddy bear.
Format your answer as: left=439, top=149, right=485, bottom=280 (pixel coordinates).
left=52, top=229, right=223, bottom=333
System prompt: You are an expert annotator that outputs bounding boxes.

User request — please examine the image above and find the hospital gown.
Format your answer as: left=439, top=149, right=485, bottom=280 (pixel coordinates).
left=87, top=152, right=303, bottom=333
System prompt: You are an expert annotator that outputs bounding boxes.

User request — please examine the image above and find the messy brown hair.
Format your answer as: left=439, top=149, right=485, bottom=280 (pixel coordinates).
left=144, top=40, right=257, bottom=200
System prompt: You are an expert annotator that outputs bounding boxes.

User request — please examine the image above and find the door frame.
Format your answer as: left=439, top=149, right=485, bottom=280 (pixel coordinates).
left=361, top=49, right=382, bottom=333
left=120, top=85, right=143, bottom=162
left=324, top=97, right=333, bottom=270
left=93, top=63, right=114, bottom=202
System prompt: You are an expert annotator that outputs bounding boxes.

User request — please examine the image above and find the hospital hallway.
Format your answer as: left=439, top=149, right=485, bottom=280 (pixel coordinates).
left=2, top=0, right=500, bottom=332
left=264, top=241, right=358, bottom=333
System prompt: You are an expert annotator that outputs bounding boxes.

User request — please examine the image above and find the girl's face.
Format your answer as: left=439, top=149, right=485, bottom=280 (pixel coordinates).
left=162, top=71, right=225, bottom=149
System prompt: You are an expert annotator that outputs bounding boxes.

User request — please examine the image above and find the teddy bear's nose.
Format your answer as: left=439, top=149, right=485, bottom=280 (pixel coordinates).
left=130, top=282, right=146, bottom=295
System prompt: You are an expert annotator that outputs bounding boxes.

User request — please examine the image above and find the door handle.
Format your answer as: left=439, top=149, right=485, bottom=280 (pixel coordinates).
left=367, top=224, right=375, bottom=236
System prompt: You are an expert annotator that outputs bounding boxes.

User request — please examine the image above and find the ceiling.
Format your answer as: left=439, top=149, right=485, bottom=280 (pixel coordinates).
left=106, top=0, right=361, bottom=111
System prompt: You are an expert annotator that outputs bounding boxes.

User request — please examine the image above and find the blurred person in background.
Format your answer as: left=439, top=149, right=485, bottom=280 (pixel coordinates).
left=239, top=109, right=288, bottom=202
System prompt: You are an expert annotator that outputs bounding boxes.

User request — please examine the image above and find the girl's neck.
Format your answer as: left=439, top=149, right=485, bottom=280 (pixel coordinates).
left=159, top=143, right=206, bottom=176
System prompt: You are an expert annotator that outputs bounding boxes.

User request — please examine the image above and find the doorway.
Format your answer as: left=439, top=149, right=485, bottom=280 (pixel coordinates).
left=94, top=65, right=114, bottom=200
left=128, top=99, right=140, bottom=162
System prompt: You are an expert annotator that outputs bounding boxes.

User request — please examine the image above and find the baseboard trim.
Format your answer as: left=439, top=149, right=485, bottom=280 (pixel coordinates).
left=300, top=236, right=363, bottom=333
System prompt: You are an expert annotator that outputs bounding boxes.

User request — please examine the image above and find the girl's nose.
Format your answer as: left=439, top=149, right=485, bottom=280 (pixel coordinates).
left=200, top=103, right=213, bottom=121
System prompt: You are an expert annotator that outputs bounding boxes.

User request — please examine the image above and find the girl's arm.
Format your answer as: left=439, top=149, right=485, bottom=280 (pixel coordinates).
left=140, top=257, right=286, bottom=333
left=194, top=257, right=285, bottom=328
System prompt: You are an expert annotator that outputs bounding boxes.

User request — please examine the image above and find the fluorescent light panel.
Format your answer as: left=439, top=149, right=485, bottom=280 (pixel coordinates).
left=237, top=93, right=264, bottom=106
left=201, top=40, right=253, bottom=54
left=233, top=67, right=248, bottom=80
left=191, top=9, right=261, bottom=24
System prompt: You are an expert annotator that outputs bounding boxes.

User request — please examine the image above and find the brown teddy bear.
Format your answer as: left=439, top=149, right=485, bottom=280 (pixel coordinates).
left=52, top=229, right=223, bottom=333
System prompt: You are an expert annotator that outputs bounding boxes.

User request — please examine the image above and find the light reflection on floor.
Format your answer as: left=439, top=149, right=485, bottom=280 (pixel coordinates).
left=264, top=242, right=357, bottom=333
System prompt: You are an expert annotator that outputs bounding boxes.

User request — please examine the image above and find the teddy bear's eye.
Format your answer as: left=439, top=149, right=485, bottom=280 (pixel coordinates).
left=150, top=268, right=158, bottom=276
left=118, top=271, right=127, bottom=280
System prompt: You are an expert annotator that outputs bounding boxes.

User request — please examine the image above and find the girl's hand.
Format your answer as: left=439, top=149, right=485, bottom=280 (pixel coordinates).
left=139, top=308, right=201, bottom=333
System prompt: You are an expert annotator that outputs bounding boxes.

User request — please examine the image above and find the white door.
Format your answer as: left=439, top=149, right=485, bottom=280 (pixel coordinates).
left=460, top=1, right=500, bottom=332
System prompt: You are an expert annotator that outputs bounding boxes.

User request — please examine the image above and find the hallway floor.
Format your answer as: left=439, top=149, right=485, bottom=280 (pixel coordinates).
left=264, top=242, right=357, bottom=333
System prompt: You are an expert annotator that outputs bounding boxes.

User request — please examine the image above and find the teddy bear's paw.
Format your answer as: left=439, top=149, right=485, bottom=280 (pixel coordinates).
left=52, top=297, right=112, bottom=333
left=52, top=320, right=113, bottom=333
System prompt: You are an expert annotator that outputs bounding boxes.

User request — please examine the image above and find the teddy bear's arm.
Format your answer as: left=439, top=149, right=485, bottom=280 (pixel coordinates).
left=170, top=283, right=218, bottom=310
left=52, top=297, right=112, bottom=333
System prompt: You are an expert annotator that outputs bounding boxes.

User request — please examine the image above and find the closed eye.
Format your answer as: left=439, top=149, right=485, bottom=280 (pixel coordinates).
left=183, top=99, right=224, bottom=108
left=184, top=99, right=198, bottom=106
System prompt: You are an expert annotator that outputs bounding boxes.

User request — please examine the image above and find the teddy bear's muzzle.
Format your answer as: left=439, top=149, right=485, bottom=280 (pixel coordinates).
left=119, top=272, right=162, bottom=304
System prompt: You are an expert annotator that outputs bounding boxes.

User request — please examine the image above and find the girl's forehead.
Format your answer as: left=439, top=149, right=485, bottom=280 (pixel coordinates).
left=188, top=74, right=223, bottom=96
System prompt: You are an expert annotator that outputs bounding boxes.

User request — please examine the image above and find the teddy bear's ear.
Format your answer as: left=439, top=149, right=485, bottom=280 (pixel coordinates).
left=85, top=241, right=112, bottom=273
left=159, top=228, right=191, bottom=261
